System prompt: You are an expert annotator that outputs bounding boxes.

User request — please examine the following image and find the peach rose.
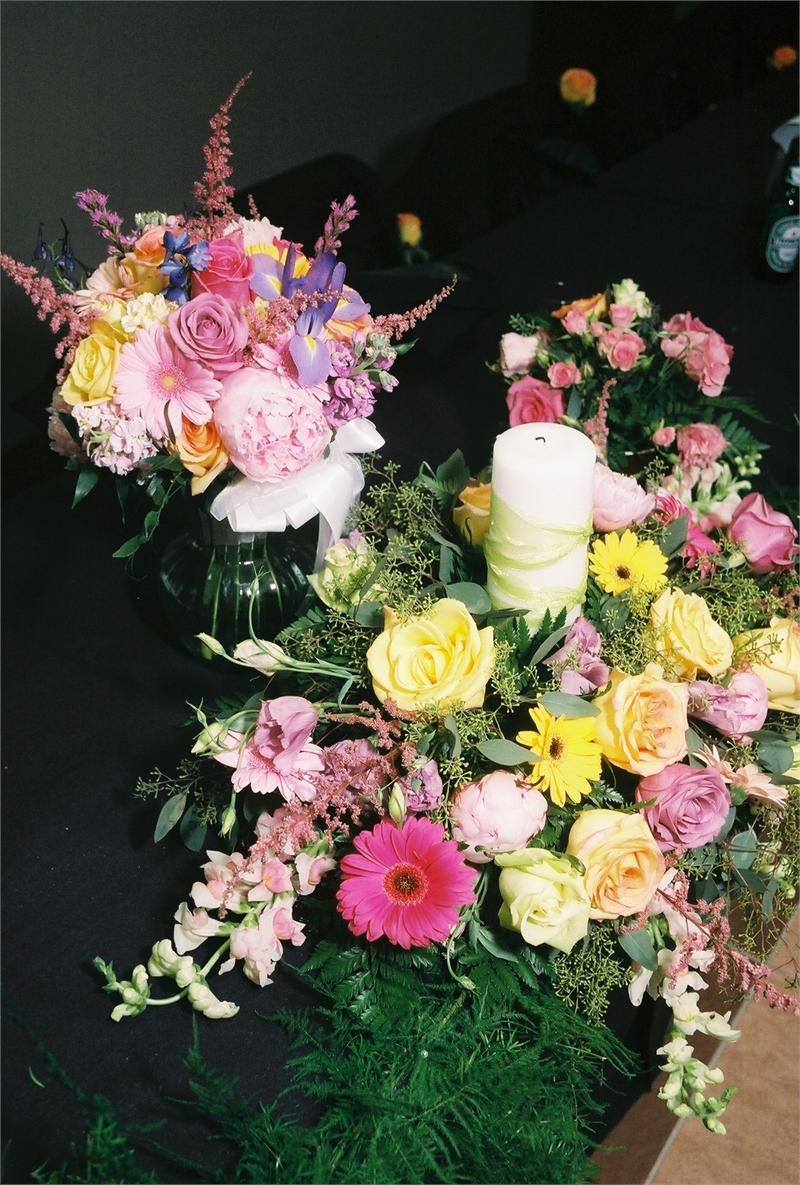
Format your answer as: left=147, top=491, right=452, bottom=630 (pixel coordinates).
left=566, top=809, right=665, bottom=920
left=175, top=418, right=230, bottom=494
left=650, top=587, right=733, bottom=679
left=734, top=618, right=800, bottom=715
left=593, top=662, right=689, bottom=775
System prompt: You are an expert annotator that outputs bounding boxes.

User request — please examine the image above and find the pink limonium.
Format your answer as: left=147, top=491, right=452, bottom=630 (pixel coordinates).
left=214, top=696, right=324, bottom=801
left=545, top=616, right=610, bottom=695
left=114, top=322, right=221, bottom=438
left=337, top=817, right=477, bottom=949
left=660, top=312, right=733, bottom=397
left=689, top=671, right=769, bottom=741
left=592, top=464, right=655, bottom=532
left=450, top=771, right=547, bottom=863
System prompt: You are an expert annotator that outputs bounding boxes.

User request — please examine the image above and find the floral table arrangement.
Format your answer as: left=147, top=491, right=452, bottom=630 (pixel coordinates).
left=1, top=76, right=451, bottom=655
left=93, top=339, right=799, bottom=1180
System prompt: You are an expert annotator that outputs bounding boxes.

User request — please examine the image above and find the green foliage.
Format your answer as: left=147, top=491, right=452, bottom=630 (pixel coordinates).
left=31, top=1107, right=158, bottom=1185
left=553, top=926, right=632, bottom=1027
left=134, top=758, right=233, bottom=842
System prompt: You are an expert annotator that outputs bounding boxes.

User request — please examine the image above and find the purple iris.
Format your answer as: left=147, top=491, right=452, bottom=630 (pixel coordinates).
left=289, top=306, right=336, bottom=385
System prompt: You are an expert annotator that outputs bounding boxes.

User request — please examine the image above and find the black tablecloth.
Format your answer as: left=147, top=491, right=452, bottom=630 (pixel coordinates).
left=2, top=81, right=797, bottom=1183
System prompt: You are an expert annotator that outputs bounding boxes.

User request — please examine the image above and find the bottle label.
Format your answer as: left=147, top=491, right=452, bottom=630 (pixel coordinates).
left=766, top=217, right=800, bottom=273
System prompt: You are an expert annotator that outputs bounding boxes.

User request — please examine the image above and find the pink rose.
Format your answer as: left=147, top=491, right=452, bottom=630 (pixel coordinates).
left=506, top=376, right=565, bottom=426
left=168, top=292, right=249, bottom=374
left=593, top=464, right=655, bottom=531
left=609, top=303, right=636, bottom=328
left=545, top=616, right=610, bottom=695
left=676, top=423, right=727, bottom=468
left=661, top=312, right=733, bottom=397
left=728, top=492, right=800, bottom=574
left=547, top=360, right=581, bottom=388
left=563, top=310, right=588, bottom=334
left=192, top=230, right=253, bottom=306
left=652, top=426, right=676, bottom=447
left=636, top=763, right=731, bottom=851
left=214, top=367, right=331, bottom=481
left=589, top=320, right=607, bottom=338
left=597, top=327, right=645, bottom=371
left=450, top=771, right=547, bottom=863
left=498, top=331, right=541, bottom=376
left=689, top=671, right=769, bottom=741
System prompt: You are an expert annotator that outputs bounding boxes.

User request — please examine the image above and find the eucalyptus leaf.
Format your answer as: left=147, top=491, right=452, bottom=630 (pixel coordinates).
left=154, top=791, right=188, bottom=843
left=445, top=582, right=492, bottom=615
left=756, top=735, right=794, bottom=776
left=180, top=805, right=207, bottom=852
left=566, top=389, right=583, bottom=420
left=72, top=467, right=100, bottom=509
left=476, top=739, right=536, bottom=766
left=442, top=714, right=462, bottom=761
left=539, top=691, right=599, bottom=718
left=528, top=623, right=571, bottom=667
left=617, top=926, right=658, bottom=971
left=660, top=514, right=689, bottom=556
left=729, top=828, right=758, bottom=869
left=354, top=601, right=385, bottom=628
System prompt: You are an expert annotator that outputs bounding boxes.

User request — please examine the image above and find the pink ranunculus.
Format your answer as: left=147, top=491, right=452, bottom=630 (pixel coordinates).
left=506, top=376, right=565, bottom=426
left=597, top=327, right=645, bottom=371
left=450, top=771, right=547, bottom=863
left=676, top=423, right=727, bottom=468
left=636, top=763, right=731, bottom=851
left=168, top=292, right=249, bottom=374
left=192, top=230, right=253, bottom=306
left=399, top=759, right=444, bottom=813
left=547, top=360, right=581, bottom=388
left=661, top=312, right=733, bottom=397
left=592, top=464, right=655, bottom=531
left=609, top=303, right=636, bottom=328
left=563, top=310, right=588, bottom=334
left=498, top=331, right=541, bottom=375
left=652, top=425, right=676, bottom=448
left=545, top=616, right=610, bottom=696
left=689, top=671, right=769, bottom=741
left=728, top=492, right=800, bottom=575
left=682, top=521, right=721, bottom=576
left=214, top=367, right=331, bottom=481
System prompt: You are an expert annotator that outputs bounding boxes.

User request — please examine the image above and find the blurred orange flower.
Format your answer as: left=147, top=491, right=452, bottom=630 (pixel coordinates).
left=771, top=45, right=798, bottom=69
left=559, top=68, right=597, bottom=108
left=396, top=212, right=423, bottom=247
left=551, top=291, right=607, bottom=321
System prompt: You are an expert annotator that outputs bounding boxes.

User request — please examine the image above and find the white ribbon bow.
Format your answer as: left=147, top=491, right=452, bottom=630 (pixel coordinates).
left=209, top=417, right=384, bottom=568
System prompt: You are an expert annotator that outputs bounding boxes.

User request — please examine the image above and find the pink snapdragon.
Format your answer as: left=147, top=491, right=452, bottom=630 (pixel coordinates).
left=689, top=671, right=769, bottom=741
left=593, top=464, right=655, bottom=531
left=545, top=616, right=610, bottom=695
left=295, top=851, right=337, bottom=895
left=226, top=900, right=305, bottom=986
left=214, top=696, right=324, bottom=801
left=660, top=312, right=733, bottom=397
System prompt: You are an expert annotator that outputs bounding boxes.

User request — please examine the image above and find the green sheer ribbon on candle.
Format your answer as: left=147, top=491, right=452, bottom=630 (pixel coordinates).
left=484, top=494, right=592, bottom=622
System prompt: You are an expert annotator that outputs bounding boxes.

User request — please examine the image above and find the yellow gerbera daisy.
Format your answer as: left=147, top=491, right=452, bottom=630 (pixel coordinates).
left=589, top=530, right=667, bottom=596
left=516, top=705, right=602, bottom=807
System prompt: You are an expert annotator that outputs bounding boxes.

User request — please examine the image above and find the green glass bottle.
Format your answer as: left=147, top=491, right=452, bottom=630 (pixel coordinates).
left=759, top=145, right=800, bottom=280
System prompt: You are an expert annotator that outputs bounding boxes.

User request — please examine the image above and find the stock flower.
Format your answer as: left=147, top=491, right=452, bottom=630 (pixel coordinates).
left=592, top=466, right=655, bottom=532
left=506, top=376, right=565, bottom=426
left=61, top=326, right=119, bottom=405
left=589, top=530, right=667, bottom=596
left=114, top=323, right=221, bottom=438
left=559, top=67, right=597, bottom=108
left=452, top=481, right=492, bottom=547
left=734, top=618, right=800, bottom=714
left=728, top=493, right=800, bottom=575
left=516, top=705, right=602, bottom=807
left=544, top=616, right=610, bottom=696
left=336, top=817, right=476, bottom=949
left=174, top=417, right=229, bottom=494
left=650, top=587, right=733, bottom=679
left=450, top=771, right=547, bottom=863
left=594, top=663, right=689, bottom=775
left=636, top=763, right=731, bottom=851
left=367, top=599, right=494, bottom=712
left=496, top=848, right=590, bottom=953
left=566, top=809, right=665, bottom=920
left=498, top=331, right=542, bottom=375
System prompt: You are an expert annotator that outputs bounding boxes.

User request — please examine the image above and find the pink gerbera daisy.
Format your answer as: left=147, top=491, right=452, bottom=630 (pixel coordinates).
left=114, top=323, right=221, bottom=438
left=337, top=817, right=477, bottom=949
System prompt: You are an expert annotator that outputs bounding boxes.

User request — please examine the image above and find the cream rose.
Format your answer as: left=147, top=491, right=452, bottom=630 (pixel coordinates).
left=61, top=326, right=120, bottom=405
left=594, top=662, right=689, bottom=775
left=650, top=587, right=733, bottom=679
left=495, top=848, right=590, bottom=953
left=566, top=809, right=665, bottom=920
left=734, top=617, right=800, bottom=715
left=453, top=482, right=492, bottom=548
left=366, top=598, right=494, bottom=712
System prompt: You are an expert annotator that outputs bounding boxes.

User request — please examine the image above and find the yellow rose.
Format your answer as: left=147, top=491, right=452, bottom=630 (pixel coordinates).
left=453, top=482, right=492, bottom=548
left=496, top=848, right=590, bottom=954
left=594, top=662, right=689, bottom=775
left=366, top=598, right=494, bottom=712
left=61, top=327, right=119, bottom=405
left=650, top=587, right=733, bottom=679
left=396, top=212, right=422, bottom=247
left=174, top=418, right=229, bottom=495
left=734, top=617, right=800, bottom=714
left=566, top=809, right=665, bottom=920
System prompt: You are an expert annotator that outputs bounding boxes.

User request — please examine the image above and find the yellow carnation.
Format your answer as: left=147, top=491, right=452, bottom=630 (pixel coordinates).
left=61, top=327, right=119, bottom=405
left=593, top=662, right=689, bottom=776
left=734, top=617, right=800, bottom=715
left=650, top=587, right=733, bottom=679
left=566, top=809, right=665, bottom=920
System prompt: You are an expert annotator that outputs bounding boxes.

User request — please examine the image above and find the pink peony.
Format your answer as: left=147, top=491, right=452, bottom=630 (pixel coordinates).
left=545, top=616, right=610, bottom=695
left=563, top=310, right=588, bottom=334
left=660, top=312, right=733, bottom=397
left=636, top=763, right=731, bottom=851
left=214, top=367, right=331, bottom=481
left=728, top=493, right=800, bottom=575
left=609, top=303, right=636, bottom=328
left=592, top=464, right=655, bottom=531
left=192, top=230, right=253, bottom=306
left=689, top=671, right=769, bottom=741
left=168, top=292, right=249, bottom=374
left=652, top=425, right=676, bottom=448
left=506, top=376, right=565, bottom=426
left=398, top=759, right=444, bottom=813
left=676, top=423, right=728, bottom=468
left=547, top=360, right=581, bottom=388
left=498, top=331, right=541, bottom=375
left=597, top=327, right=645, bottom=371
left=214, top=696, right=324, bottom=801
left=114, top=323, right=221, bottom=438
left=450, top=771, right=547, bottom=863
left=337, top=817, right=477, bottom=949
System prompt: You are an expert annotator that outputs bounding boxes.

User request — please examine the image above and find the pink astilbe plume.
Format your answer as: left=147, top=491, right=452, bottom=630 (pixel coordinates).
left=192, top=73, right=252, bottom=236
left=0, top=255, right=90, bottom=366
left=314, top=194, right=358, bottom=256
left=584, top=377, right=615, bottom=462
left=374, top=276, right=458, bottom=341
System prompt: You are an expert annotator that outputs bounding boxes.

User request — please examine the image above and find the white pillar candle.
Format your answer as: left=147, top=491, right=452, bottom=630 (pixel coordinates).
left=485, top=423, right=596, bottom=628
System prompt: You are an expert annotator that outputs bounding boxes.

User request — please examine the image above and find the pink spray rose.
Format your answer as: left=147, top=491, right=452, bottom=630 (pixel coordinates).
left=636, top=763, right=731, bottom=851
left=498, top=331, right=541, bottom=375
left=609, top=303, right=636, bottom=328
left=597, top=327, right=645, bottom=371
left=168, top=292, right=249, bottom=374
left=192, top=230, right=253, bottom=306
left=660, top=313, right=733, bottom=397
left=450, top=770, right=547, bottom=863
left=652, top=425, right=676, bottom=448
left=676, top=423, right=727, bottom=469
left=689, top=671, right=769, bottom=741
left=654, top=491, right=690, bottom=524
left=592, top=464, right=655, bottom=531
left=214, top=367, right=331, bottom=481
left=563, top=310, right=588, bottom=334
left=506, top=376, right=565, bottom=426
left=728, top=492, right=800, bottom=574
left=547, top=360, right=581, bottom=388
left=545, top=616, right=610, bottom=695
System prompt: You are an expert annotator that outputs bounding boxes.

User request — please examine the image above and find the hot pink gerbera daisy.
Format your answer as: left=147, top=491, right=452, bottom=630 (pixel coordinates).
left=336, top=817, right=477, bottom=949
left=114, top=322, right=221, bottom=438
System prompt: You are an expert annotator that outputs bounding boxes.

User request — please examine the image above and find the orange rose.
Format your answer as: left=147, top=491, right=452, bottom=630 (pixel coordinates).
left=559, top=68, right=597, bottom=108
left=551, top=290, right=607, bottom=321
left=396, top=212, right=423, bottom=247
left=567, top=809, right=665, bottom=920
left=175, top=419, right=229, bottom=494
left=453, top=481, right=492, bottom=547
left=771, top=45, right=797, bottom=69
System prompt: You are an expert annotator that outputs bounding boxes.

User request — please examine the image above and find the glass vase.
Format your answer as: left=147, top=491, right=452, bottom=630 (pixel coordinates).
left=158, top=509, right=311, bottom=661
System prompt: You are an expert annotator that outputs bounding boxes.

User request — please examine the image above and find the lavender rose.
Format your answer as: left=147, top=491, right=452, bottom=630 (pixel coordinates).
left=689, top=671, right=769, bottom=741
left=168, top=292, right=249, bottom=375
left=635, top=763, right=731, bottom=851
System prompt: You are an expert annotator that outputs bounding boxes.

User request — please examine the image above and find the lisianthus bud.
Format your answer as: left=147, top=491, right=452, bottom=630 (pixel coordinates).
left=308, top=532, right=380, bottom=612
left=388, top=783, right=407, bottom=824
